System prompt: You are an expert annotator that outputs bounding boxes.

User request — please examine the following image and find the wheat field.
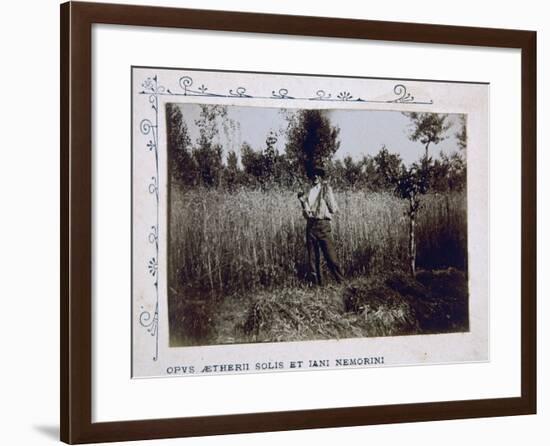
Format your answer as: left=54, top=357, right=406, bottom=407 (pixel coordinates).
left=168, top=185, right=467, bottom=298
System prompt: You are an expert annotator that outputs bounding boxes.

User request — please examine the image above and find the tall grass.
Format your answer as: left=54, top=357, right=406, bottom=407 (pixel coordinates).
left=168, top=185, right=467, bottom=299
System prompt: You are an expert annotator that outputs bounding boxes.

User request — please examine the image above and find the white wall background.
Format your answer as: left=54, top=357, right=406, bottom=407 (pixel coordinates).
left=0, top=0, right=546, bottom=444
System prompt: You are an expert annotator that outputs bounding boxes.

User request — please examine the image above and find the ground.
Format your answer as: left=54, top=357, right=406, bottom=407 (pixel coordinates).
left=169, top=268, right=469, bottom=347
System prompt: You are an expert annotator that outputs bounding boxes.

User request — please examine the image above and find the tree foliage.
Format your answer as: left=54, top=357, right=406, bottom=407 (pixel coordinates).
left=455, top=114, right=467, bottom=151
left=383, top=157, right=430, bottom=277
left=166, top=103, right=197, bottom=186
left=224, top=150, right=241, bottom=190
left=403, top=112, right=451, bottom=158
left=284, top=109, right=341, bottom=179
left=168, top=105, right=465, bottom=194
left=192, top=105, right=227, bottom=187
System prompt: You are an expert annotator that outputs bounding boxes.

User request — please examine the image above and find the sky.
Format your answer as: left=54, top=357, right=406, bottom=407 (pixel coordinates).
left=173, top=103, right=464, bottom=166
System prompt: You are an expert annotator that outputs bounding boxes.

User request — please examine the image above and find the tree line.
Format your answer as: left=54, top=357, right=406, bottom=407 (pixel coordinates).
left=166, top=104, right=466, bottom=193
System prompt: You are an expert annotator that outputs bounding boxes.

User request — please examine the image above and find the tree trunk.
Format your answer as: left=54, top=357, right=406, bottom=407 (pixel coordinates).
left=408, top=197, right=417, bottom=277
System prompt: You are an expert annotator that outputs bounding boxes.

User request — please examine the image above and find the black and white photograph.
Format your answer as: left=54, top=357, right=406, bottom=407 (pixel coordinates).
left=132, top=67, right=489, bottom=378
left=166, top=103, right=469, bottom=347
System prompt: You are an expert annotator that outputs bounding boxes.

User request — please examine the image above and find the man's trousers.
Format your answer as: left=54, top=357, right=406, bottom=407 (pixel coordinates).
left=306, top=219, right=345, bottom=285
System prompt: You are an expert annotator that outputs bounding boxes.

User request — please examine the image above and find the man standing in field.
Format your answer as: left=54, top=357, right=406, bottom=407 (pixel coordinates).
left=298, top=166, right=345, bottom=286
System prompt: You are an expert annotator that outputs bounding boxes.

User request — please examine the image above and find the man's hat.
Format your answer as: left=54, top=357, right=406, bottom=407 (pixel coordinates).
left=312, top=166, right=326, bottom=177
left=308, top=161, right=326, bottom=178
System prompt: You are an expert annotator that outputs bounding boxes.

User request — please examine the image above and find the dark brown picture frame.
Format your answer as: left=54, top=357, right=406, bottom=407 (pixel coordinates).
left=60, top=1, right=537, bottom=443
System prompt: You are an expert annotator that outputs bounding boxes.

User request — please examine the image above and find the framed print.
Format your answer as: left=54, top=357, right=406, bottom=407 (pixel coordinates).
left=61, top=1, right=536, bottom=444
left=132, top=67, right=488, bottom=378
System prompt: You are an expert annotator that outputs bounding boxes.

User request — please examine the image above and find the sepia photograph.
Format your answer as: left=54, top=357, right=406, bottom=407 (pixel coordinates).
left=165, top=103, right=469, bottom=347
left=132, top=67, right=488, bottom=378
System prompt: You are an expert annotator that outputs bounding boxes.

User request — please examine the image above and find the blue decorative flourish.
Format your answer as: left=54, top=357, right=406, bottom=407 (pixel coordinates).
left=337, top=91, right=353, bottom=101
left=140, top=304, right=159, bottom=344
left=311, top=90, right=332, bottom=101
left=138, top=76, right=434, bottom=105
left=179, top=76, right=193, bottom=94
left=138, top=75, right=162, bottom=362
left=148, top=257, right=158, bottom=276
left=272, top=88, right=294, bottom=99
left=148, top=225, right=158, bottom=245
left=389, top=84, right=416, bottom=103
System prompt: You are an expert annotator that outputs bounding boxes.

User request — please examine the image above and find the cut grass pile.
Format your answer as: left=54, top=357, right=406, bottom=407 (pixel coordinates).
left=343, top=267, right=469, bottom=335
left=169, top=268, right=468, bottom=346
left=242, top=285, right=362, bottom=342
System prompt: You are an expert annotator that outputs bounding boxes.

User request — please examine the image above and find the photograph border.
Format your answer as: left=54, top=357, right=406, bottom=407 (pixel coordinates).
left=61, top=1, right=536, bottom=443
left=133, top=65, right=484, bottom=374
